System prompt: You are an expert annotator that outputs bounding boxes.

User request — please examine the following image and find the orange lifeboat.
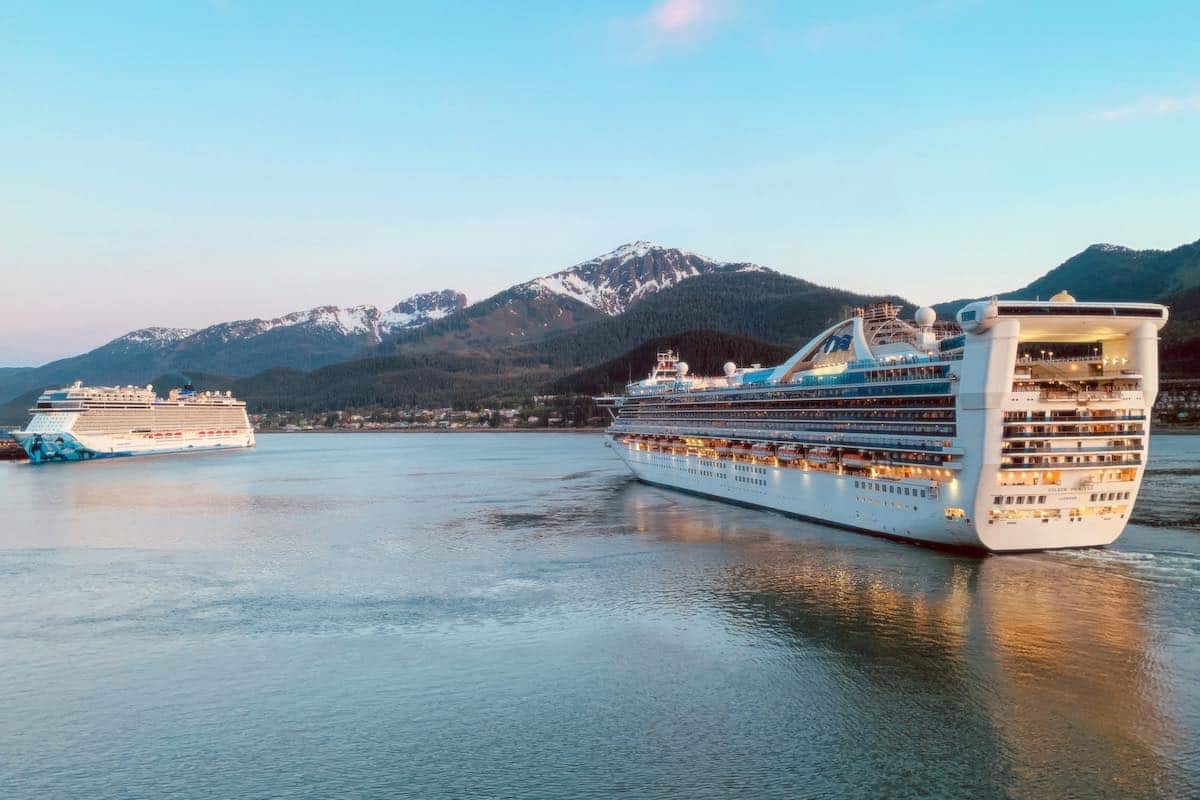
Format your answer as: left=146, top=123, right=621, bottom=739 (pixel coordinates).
left=750, top=442, right=775, bottom=459
left=777, top=445, right=803, bottom=462
left=842, top=451, right=871, bottom=469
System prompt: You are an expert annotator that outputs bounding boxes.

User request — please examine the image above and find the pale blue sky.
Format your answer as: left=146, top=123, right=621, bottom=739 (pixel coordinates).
left=3, top=0, right=1199, bottom=364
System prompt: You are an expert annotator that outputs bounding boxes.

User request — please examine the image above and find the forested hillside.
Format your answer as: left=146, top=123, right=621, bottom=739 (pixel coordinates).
left=933, top=239, right=1200, bottom=336
left=172, top=354, right=558, bottom=413
left=512, top=271, right=912, bottom=368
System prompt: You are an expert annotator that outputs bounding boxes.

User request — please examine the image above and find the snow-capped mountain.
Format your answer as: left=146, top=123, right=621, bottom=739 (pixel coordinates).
left=391, top=242, right=776, bottom=353
left=117, top=327, right=197, bottom=345
left=154, top=290, right=469, bottom=348
left=519, top=241, right=768, bottom=315
left=0, top=290, right=468, bottom=402
left=193, top=306, right=381, bottom=344
left=381, top=290, right=468, bottom=329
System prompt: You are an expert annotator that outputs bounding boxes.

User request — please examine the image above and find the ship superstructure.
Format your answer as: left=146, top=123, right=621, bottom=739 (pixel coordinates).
left=597, top=295, right=1167, bottom=552
left=10, top=381, right=255, bottom=463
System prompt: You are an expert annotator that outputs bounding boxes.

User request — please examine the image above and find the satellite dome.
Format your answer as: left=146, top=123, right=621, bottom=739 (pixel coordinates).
left=723, top=361, right=738, bottom=377
left=1050, top=290, right=1076, bottom=303
left=677, top=361, right=689, bottom=376
left=915, top=306, right=936, bottom=326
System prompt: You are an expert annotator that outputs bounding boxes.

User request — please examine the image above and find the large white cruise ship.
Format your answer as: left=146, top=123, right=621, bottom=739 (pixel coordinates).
left=598, top=294, right=1168, bottom=552
left=10, top=381, right=255, bottom=463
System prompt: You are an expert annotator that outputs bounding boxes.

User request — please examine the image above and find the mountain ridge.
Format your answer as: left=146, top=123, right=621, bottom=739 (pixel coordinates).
left=932, top=239, right=1200, bottom=323
left=518, top=240, right=769, bottom=315
left=0, top=289, right=468, bottom=403
left=387, top=242, right=771, bottom=353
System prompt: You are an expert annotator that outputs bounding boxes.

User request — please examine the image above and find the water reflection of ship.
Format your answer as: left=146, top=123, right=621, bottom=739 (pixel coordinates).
left=620, top=486, right=1187, bottom=800
left=976, top=555, right=1183, bottom=800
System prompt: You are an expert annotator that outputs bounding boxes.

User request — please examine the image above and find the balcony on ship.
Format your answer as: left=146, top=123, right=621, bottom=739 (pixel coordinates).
left=618, top=432, right=962, bottom=484
left=1000, top=453, right=1142, bottom=470
left=1007, top=333, right=1150, bottom=405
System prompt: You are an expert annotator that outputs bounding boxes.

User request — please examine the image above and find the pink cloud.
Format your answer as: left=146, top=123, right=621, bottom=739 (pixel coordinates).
left=608, top=0, right=733, bottom=61
left=650, top=0, right=712, bottom=32
left=645, top=0, right=727, bottom=41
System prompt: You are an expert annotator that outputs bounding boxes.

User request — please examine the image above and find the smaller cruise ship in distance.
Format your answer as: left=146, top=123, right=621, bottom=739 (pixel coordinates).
left=597, top=294, right=1167, bottom=552
left=10, top=381, right=255, bottom=463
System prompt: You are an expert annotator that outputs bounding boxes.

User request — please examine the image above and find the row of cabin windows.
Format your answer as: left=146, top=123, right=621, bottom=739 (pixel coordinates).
left=853, top=480, right=928, bottom=499
left=994, top=495, right=1047, bottom=505
left=629, top=408, right=956, bottom=421
left=1003, top=410, right=1144, bottom=421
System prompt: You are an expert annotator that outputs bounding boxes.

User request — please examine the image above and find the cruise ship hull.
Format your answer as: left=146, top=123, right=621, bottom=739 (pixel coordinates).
left=614, top=443, right=1131, bottom=552
left=11, top=429, right=255, bottom=464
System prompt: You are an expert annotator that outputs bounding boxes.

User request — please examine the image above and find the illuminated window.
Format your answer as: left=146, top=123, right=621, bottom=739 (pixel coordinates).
left=944, top=507, right=967, bottom=520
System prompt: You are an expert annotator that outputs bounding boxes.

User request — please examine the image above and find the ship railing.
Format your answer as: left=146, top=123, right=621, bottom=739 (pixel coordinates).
left=1016, top=354, right=1108, bottom=365
left=1001, top=444, right=1143, bottom=454
left=842, top=352, right=965, bottom=370
left=1002, top=429, right=1144, bottom=440
left=628, top=408, right=957, bottom=421
left=1036, top=389, right=1141, bottom=402
left=1000, top=456, right=1142, bottom=470
left=609, top=423, right=960, bottom=455
left=1002, top=413, right=1146, bottom=424
left=789, top=368, right=954, bottom=389
left=617, top=432, right=960, bottom=466
left=627, top=418, right=958, bottom=433
left=614, top=418, right=956, bottom=438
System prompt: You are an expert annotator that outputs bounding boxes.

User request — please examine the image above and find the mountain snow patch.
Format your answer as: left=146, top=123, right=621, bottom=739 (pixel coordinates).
left=521, top=242, right=769, bottom=315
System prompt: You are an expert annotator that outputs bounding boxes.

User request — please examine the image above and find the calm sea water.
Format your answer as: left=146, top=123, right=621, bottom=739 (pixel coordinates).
left=2, top=432, right=1199, bottom=799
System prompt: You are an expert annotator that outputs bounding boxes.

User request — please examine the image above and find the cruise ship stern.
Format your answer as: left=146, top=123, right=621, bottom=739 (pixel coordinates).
left=955, top=296, right=1167, bottom=551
